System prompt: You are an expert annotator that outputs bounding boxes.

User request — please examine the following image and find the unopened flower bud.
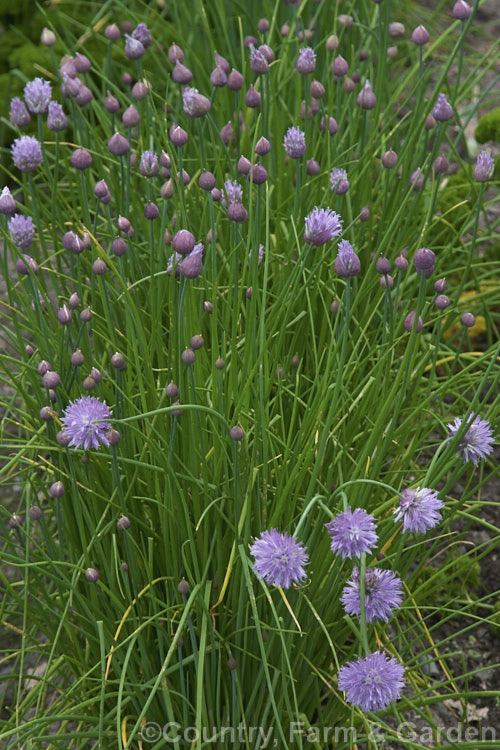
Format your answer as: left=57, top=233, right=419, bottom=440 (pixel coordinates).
left=382, top=150, right=398, bottom=169
left=461, top=312, right=476, bottom=327
left=85, top=567, right=99, bottom=583
left=117, top=516, right=130, bottom=530
left=414, top=248, right=435, bottom=277
left=230, top=425, right=244, bottom=441
left=71, top=350, right=85, bottom=367
left=181, top=348, right=196, bottom=365
left=435, top=294, right=450, bottom=310
left=190, top=335, right=204, bottom=350
left=404, top=310, right=423, bottom=332
left=111, top=352, right=126, bottom=370
left=50, top=481, right=65, bottom=498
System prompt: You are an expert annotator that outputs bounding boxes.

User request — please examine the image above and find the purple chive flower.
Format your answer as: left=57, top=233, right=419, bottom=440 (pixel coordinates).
left=394, top=488, right=443, bottom=533
left=124, top=34, right=145, bottom=59
left=132, top=22, right=151, bottom=48
left=296, top=47, right=316, bottom=75
left=250, top=529, right=309, bottom=589
left=474, top=151, right=494, bottom=183
left=326, top=507, right=378, bottom=559
left=24, top=78, right=52, bottom=114
left=447, top=415, right=494, bottom=464
left=11, top=136, right=43, bottom=172
left=283, top=126, right=306, bottom=158
left=0, top=187, right=16, bottom=215
left=432, top=93, right=453, bottom=122
left=182, top=87, right=211, bottom=117
left=139, top=150, right=159, bottom=177
left=224, top=179, right=243, bottom=204
left=172, top=61, right=193, bottom=84
left=8, top=214, right=35, bottom=248
left=10, top=97, right=31, bottom=127
left=250, top=48, right=269, bottom=74
left=341, top=567, right=403, bottom=622
left=61, top=396, right=112, bottom=450
left=329, top=167, right=349, bottom=194
left=334, top=240, right=361, bottom=278
left=47, top=101, right=68, bottom=131
left=338, top=651, right=405, bottom=712
left=304, top=207, right=343, bottom=246
left=248, top=244, right=264, bottom=268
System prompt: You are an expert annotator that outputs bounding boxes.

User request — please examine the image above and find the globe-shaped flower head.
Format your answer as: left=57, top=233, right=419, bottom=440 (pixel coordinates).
left=24, top=77, right=52, bottom=114
left=474, top=151, right=494, bottom=183
left=250, top=529, right=309, bottom=589
left=326, top=507, right=378, bottom=558
left=394, top=488, right=443, bottom=533
left=8, top=214, right=35, bottom=248
left=296, top=47, right=316, bottom=75
left=11, top=136, right=43, bottom=172
left=61, top=396, right=112, bottom=450
left=338, top=651, right=405, bottom=712
left=334, top=240, right=361, bottom=277
left=447, top=415, right=494, bottom=464
left=330, top=167, right=349, bottom=194
left=341, top=567, right=403, bottom=622
left=283, top=126, right=306, bottom=158
left=304, top=207, right=343, bottom=246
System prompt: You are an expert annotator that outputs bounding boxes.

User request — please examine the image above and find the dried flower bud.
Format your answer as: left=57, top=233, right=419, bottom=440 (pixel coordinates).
left=178, top=578, right=190, bottom=595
